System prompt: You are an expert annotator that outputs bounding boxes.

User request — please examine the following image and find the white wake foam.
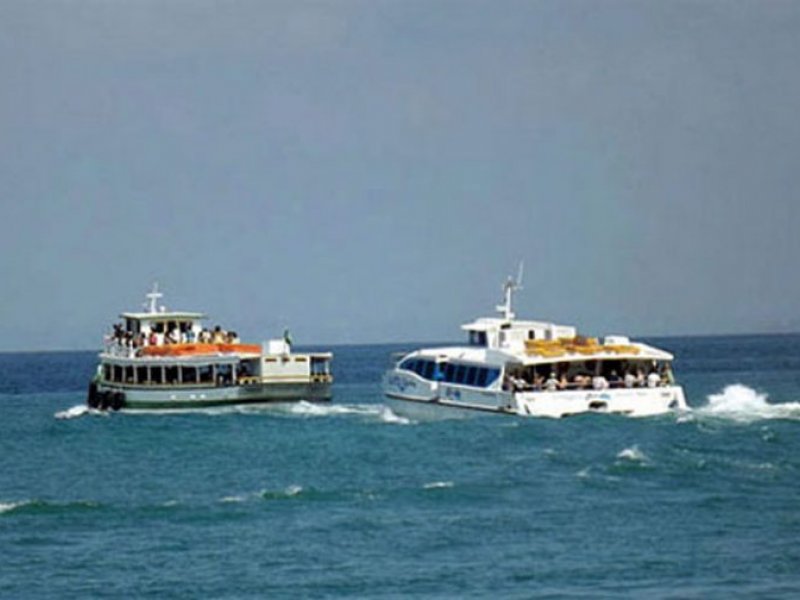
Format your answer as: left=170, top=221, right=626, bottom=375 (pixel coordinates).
left=54, top=405, right=105, bottom=420
left=286, top=401, right=412, bottom=424
left=697, top=384, right=800, bottom=422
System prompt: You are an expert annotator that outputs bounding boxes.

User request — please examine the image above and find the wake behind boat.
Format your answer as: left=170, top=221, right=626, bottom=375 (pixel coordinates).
left=383, top=268, right=687, bottom=419
left=87, top=285, right=332, bottom=410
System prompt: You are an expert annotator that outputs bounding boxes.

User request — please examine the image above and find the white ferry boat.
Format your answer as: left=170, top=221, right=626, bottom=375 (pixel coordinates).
left=87, top=285, right=333, bottom=410
left=383, top=271, right=687, bottom=419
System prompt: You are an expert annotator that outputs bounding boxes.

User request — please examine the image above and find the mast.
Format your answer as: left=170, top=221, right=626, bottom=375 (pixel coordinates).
left=145, top=283, right=164, bottom=314
left=495, top=262, right=524, bottom=321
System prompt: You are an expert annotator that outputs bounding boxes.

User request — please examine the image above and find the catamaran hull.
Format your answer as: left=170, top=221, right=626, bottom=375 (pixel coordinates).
left=384, top=380, right=687, bottom=420
left=90, top=381, right=332, bottom=410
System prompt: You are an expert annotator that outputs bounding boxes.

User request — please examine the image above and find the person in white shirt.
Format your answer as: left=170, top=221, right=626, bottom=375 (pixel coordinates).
left=545, top=372, right=558, bottom=391
left=647, top=369, right=661, bottom=388
left=624, top=371, right=636, bottom=388
left=592, top=374, right=609, bottom=390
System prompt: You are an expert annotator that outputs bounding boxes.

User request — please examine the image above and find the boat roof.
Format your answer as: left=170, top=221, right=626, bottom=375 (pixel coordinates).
left=410, top=341, right=672, bottom=365
left=120, top=311, right=206, bottom=321
left=120, top=283, right=206, bottom=321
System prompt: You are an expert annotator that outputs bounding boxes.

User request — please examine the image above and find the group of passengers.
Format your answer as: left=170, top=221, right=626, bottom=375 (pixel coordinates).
left=507, top=363, right=671, bottom=392
left=106, top=323, right=239, bottom=354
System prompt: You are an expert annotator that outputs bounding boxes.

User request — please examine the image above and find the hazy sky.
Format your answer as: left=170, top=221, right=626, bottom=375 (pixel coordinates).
left=2, top=0, right=799, bottom=351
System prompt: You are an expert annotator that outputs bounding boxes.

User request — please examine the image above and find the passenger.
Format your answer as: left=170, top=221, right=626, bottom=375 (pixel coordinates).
left=558, top=372, right=569, bottom=390
left=148, top=330, right=158, bottom=346
left=660, top=364, right=673, bottom=385
left=647, top=369, right=661, bottom=388
left=608, top=370, right=621, bottom=388
left=545, top=372, right=558, bottom=392
left=592, top=374, right=609, bottom=390
left=229, top=331, right=240, bottom=344
left=186, top=328, right=196, bottom=343
left=166, top=327, right=179, bottom=344
left=635, top=367, right=645, bottom=387
left=532, top=373, right=544, bottom=391
left=624, top=370, right=636, bottom=388
left=211, top=325, right=225, bottom=344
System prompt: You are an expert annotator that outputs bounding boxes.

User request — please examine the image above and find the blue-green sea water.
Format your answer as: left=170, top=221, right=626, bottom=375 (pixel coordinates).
left=2, top=335, right=800, bottom=598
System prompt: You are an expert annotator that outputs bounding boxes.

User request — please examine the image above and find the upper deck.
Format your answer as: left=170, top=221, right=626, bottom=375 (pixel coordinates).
left=414, top=267, right=674, bottom=366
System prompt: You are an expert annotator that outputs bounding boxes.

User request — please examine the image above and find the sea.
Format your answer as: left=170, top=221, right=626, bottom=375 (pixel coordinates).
left=2, top=335, right=800, bottom=599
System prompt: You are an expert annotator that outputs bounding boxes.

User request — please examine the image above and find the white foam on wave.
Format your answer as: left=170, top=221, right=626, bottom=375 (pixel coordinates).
left=423, top=481, right=454, bottom=490
left=0, top=501, right=26, bottom=514
left=219, top=495, right=248, bottom=504
left=617, top=445, right=649, bottom=463
left=54, top=405, right=105, bottom=420
left=285, top=484, right=303, bottom=497
left=697, top=384, right=800, bottom=423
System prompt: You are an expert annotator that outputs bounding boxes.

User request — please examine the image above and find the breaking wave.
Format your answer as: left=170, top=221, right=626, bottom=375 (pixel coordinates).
left=695, top=384, right=800, bottom=422
left=423, top=481, right=454, bottom=490
left=616, top=445, right=649, bottom=463
left=0, top=499, right=101, bottom=516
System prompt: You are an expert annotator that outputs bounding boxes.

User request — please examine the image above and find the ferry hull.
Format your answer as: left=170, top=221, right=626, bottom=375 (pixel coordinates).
left=92, top=382, right=332, bottom=410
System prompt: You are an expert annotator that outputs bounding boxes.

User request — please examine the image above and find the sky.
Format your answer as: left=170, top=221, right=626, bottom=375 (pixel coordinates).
left=1, top=0, right=800, bottom=351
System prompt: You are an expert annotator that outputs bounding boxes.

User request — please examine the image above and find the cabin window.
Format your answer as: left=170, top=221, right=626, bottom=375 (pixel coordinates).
left=311, top=358, right=328, bottom=375
left=136, top=366, right=148, bottom=384
left=217, top=364, right=233, bottom=386
left=400, top=359, right=418, bottom=374
left=165, top=366, right=179, bottom=385
left=454, top=365, right=467, bottom=384
left=198, top=365, right=213, bottom=384
left=465, top=367, right=478, bottom=386
left=486, top=368, right=500, bottom=387
left=468, top=331, right=487, bottom=347
left=475, top=368, right=488, bottom=387
left=151, top=366, right=163, bottom=384
left=124, top=366, right=134, bottom=383
left=181, top=366, right=198, bottom=384
left=103, top=364, right=111, bottom=382
left=422, top=361, right=435, bottom=380
left=113, top=365, right=123, bottom=383
left=444, top=363, right=456, bottom=383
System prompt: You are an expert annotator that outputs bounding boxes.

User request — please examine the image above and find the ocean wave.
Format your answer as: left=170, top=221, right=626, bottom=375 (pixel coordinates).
left=0, top=499, right=101, bottom=516
left=616, top=445, right=649, bottom=463
left=695, top=384, right=800, bottom=422
left=422, top=481, right=454, bottom=490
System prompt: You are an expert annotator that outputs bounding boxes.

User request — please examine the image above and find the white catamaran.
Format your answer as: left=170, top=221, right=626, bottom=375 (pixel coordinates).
left=87, top=285, right=333, bottom=410
left=383, top=268, right=687, bottom=419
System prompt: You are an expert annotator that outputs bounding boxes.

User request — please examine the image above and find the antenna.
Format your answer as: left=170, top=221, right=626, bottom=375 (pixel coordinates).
left=495, top=261, right=524, bottom=321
